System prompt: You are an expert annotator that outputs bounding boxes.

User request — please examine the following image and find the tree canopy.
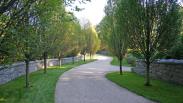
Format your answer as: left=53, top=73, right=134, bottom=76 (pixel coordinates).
left=0, top=0, right=100, bottom=88
left=98, top=0, right=182, bottom=85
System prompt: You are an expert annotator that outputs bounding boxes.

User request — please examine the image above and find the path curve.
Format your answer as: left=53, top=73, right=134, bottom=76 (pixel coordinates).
left=55, top=55, right=155, bottom=103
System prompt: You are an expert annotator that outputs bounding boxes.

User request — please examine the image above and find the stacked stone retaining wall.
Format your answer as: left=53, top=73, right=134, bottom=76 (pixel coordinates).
left=132, top=59, right=183, bottom=85
left=0, top=56, right=82, bottom=85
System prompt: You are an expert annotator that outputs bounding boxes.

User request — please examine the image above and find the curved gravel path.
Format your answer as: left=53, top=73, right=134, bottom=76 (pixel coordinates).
left=55, top=55, right=155, bottom=103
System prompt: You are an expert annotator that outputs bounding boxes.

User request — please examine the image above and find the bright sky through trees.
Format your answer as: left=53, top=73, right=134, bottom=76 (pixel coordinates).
left=67, top=0, right=107, bottom=26
left=67, top=0, right=183, bottom=26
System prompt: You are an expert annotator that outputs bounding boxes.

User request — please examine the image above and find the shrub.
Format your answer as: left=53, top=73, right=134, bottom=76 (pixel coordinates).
left=167, top=35, right=183, bottom=59
left=127, top=49, right=144, bottom=59
left=126, top=54, right=137, bottom=66
left=154, top=51, right=168, bottom=59
left=167, top=44, right=183, bottom=59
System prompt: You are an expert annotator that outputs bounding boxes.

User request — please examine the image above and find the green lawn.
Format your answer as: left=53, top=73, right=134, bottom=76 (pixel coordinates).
left=111, top=57, right=132, bottom=67
left=0, top=60, right=95, bottom=103
left=106, top=72, right=183, bottom=103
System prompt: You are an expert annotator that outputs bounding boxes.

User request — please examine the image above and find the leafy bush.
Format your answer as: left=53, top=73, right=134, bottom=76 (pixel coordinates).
left=167, top=44, right=183, bottom=59
left=126, top=54, right=137, bottom=66
left=167, top=35, right=183, bottom=59
left=127, top=49, right=144, bottom=59
left=154, top=51, right=168, bottom=59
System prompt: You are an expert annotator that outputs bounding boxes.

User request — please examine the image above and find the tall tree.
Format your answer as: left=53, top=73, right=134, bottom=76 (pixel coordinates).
left=36, top=0, right=66, bottom=73
left=96, top=16, right=112, bottom=50
left=13, top=10, right=40, bottom=88
left=83, top=23, right=100, bottom=59
left=66, top=20, right=82, bottom=63
left=119, top=0, right=182, bottom=85
left=0, top=0, right=39, bottom=64
left=103, top=0, right=129, bottom=75
left=80, top=29, right=88, bottom=61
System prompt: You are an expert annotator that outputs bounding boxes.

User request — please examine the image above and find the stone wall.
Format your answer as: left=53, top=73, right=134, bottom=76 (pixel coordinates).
left=132, top=59, right=183, bottom=85
left=0, top=56, right=83, bottom=85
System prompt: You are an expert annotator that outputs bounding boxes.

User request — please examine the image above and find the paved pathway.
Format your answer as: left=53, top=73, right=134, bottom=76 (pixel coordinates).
left=55, top=55, right=155, bottom=103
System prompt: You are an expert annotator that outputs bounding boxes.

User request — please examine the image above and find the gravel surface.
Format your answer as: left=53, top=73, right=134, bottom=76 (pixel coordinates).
left=55, top=55, right=155, bottom=103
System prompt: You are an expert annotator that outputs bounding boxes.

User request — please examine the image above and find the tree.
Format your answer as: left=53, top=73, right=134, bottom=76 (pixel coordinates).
left=83, top=23, right=100, bottom=59
left=80, top=29, right=88, bottom=61
left=0, top=0, right=92, bottom=88
left=100, top=0, right=129, bottom=75
left=89, top=27, right=100, bottom=58
left=119, top=0, right=182, bottom=86
left=36, top=0, right=66, bottom=73
left=54, top=22, right=69, bottom=66
left=13, top=11, right=40, bottom=88
left=0, top=0, right=39, bottom=64
left=96, top=16, right=112, bottom=50
left=66, top=20, right=82, bottom=63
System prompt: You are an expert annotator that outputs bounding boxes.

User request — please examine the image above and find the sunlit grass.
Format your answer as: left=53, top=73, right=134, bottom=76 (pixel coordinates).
left=106, top=72, right=183, bottom=103
left=0, top=60, right=95, bottom=103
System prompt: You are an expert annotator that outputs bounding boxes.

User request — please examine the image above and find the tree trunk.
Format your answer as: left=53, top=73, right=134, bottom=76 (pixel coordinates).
left=119, top=58, right=123, bottom=75
left=90, top=53, right=92, bottom=60
left=145, top=60, right=151, bottom=86
left=145, top=5, right=151, bottom=86
left=83, top=54, right=86, bottom=62
left=59, top=57, right=62, bottom=67
left=43, top=52, right=47, bottom=74
left=72, top=57, right=74, bottom=64
left=25, top=59, right=29, bottom=88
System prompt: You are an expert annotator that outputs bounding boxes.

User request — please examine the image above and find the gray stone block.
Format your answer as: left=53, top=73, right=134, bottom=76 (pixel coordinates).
left=0, top=56, right=83, bottom=85
left=133, top=59, right=183, bottom=85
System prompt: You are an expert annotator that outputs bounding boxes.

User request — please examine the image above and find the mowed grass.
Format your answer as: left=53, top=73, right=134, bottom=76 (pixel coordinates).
left=106, top=72, right=183, bottom=103
left=111, top=57, right=132, bottom=67
left=0, top=60, right=95, bottom=103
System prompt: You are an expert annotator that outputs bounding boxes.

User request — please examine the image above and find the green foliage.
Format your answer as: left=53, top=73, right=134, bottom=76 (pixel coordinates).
left=167, top=34, right=183, bottom=59
left=81, top=23, right=100, bottom=56
left=36, top=0, right=66, bottom=57
left=153, top=51, right=167, bottom=59
left=0, top=0, right=96, bottom=87
left=98, top=0, right=132, bottom=74
left=106, top=72, right=183, bottom=103
left=0, top=0, right=40, bottom=64
left=53, top=20, right=77, bottom=58
left=126, top=54, right=136, bottom=66
left=127, top=50, right=144, bottom=59
left=125, top=0, right=181, bottom=61
left=96, top=16, right=112, bottom=50
left=112, top=0, right=182, bottom=85
left=66, top=21, right=83, bottom=57
left=0, top=0, right=92, bottom=64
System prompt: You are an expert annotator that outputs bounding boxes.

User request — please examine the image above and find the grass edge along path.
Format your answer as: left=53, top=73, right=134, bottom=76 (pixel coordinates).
left=106, top=72, right=183, bottom=103
left=111, top=57, right=132, bottom=67
left=0, top=60, right=95, bottom=103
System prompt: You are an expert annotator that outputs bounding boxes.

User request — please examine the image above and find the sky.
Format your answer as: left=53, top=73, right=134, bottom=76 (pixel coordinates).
left=67, top=0, right=183, bottom=26
left=66, top=0, right=107, bottom=26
